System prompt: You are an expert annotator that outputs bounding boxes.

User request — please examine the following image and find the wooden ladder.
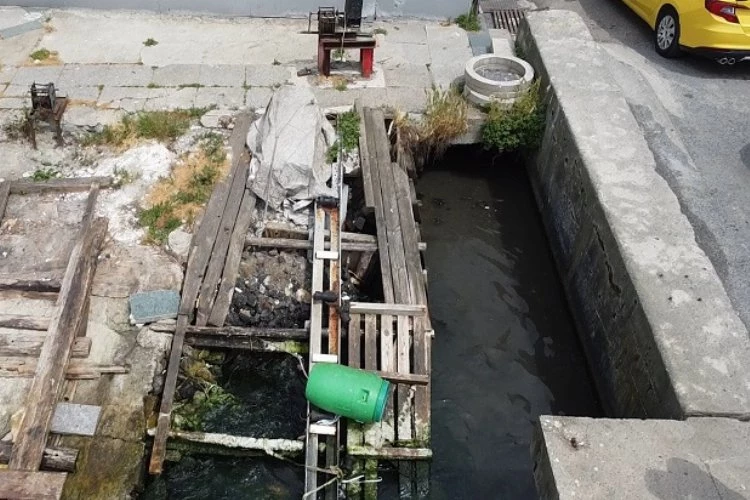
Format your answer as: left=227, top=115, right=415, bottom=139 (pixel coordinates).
left=304, top=197, right=343, bottom=500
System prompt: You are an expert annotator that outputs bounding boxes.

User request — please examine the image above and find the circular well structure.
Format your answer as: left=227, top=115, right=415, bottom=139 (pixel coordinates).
left=463, top=54, right=534, bottom=106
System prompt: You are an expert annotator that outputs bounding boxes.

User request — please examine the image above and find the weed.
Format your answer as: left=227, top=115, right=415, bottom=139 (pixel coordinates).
left=143, top=38, right=158, bottom=47
left=396, top=86, right=468, bottom=169
left=455, top=10, right=481, bottom=31
left=147, top=82, right=161, bottom=89
left=2, top=113, right=30, bottom=141
left=30, top=48, right=51, bottom=61
left=82, top=109, right=209, bottom=147
left=272, top=59, right=282, bottom=66
left=481, top=81, right=546, bottom=153
left=97, top=84, right=104, bottom=92
left=178, top=83, right=204, bottom=89
left=326, top=110, right=360, bottom=163
left=138, top=133, right=229, bottom=244
left=333, top=78, right=348, bottom=92
left=373, top=27, right=388, bottom=35
left=31, top=168, right=61, bottom=182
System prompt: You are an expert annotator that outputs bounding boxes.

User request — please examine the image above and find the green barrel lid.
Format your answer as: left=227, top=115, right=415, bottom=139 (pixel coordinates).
left=372, top=379, right=391, bottom=422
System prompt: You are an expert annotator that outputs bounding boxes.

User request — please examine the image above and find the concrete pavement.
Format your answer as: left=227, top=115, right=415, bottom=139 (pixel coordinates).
left=0, top=7, right=473, bottom=118
left=530, top=0, right=750, bottom=335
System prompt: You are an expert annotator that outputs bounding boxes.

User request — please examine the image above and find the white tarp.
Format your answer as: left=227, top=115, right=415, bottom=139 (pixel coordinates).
left=246, top=87, right=336, bottom=211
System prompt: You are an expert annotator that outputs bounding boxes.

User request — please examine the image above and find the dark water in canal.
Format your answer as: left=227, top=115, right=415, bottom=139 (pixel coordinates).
left=143, top=147, right=600, bottom=499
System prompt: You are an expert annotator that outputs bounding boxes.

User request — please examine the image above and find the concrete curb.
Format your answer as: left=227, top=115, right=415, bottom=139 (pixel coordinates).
left=518, top=10, right=750, bottom=419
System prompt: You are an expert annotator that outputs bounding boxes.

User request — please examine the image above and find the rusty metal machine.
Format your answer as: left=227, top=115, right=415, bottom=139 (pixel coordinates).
left=27, top=82, right=68, bottom=149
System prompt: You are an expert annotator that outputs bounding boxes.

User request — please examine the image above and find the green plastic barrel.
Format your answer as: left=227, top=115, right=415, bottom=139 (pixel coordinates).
left=305, top=364, right=390, bottom=423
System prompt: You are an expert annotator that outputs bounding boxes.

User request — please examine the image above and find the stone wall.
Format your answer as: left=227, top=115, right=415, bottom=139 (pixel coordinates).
left=516, top=11, right=750, bottom=419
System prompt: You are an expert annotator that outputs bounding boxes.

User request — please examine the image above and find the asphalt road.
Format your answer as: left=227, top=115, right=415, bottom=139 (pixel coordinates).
left=529, top=0, right=750, bottom=331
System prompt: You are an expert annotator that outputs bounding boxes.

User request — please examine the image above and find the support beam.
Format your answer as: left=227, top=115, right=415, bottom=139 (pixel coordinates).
left=348, top=446, right=432, bottom=460
left=0, top=471, right=68, bottom=500
left=10, top=176, right=113, bottom=194
left=0, top=443, right=77, bottom=473
left=0, top=314, right=51, bottom=331
left=0, top=279, right=61, bottom=293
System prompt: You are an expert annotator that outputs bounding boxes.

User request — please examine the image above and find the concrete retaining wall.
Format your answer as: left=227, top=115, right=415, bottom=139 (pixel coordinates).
left=0, top=0, right=468, bottom=18
left=517, top=11, right=750, bottom=419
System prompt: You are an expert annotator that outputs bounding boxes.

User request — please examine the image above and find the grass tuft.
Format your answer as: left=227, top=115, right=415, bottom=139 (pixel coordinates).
left=143, top=38, right=159, bottom=47
left=31, top=168, right=61, bottom=182
left=396, top=87, right=468, bottom=169
left=30, top=48, right=51, bottom=61
left=82, top=109, right=209, bottom=148
left=326, top=110, right=360, bottom=163
left=138, top=133, right=229, bottom=244
left=481, top=81, right=546, bottom=153
left=455, top=10, right=481, bottom=31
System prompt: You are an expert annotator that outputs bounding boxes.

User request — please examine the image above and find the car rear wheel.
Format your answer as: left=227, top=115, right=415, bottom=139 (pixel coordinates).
left=655, top=7, right=682, bottom=58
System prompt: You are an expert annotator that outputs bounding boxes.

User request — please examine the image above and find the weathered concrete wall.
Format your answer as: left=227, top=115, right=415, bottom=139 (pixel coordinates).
left=0, top=0, right=469, bottom=18
left=517, top=11, right=750, bottom=419
left=532, top=416, right=750, bottom=500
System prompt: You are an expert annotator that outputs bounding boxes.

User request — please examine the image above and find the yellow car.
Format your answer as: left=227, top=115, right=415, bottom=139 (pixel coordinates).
left=622, top=0, right=750, bottom=63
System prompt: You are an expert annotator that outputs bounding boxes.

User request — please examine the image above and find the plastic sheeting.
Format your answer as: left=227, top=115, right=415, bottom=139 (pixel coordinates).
left=246, top=87, right=337, bottom=211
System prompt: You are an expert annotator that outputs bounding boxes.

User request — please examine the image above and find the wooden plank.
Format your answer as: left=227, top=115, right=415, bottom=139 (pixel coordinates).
left=414, top=324, right=431, bottom=443
left=0, top=180, right=10, bottom=221
left=0, top=443, right=77, bottom=473
left=150, top=324, right=313, bottom=340
left=363, top=108, right=395, bottom=303
left=149, top=313, right=188, bottom=474
left=0, top=334, right=90, bottom=358
left=364, top=314, right=377, bottom=371
left=184, top=335, right=306, bottom=354
left=379, top=314, right=395, bottom=446
left=327, top=206, right=340, bottom=357
left=10, top=176, right=113, bottom=194
left=196, top=159, right=250, bottom=326
left=149, top=429, right=304, bottom=453
left=207, top=188, right=256, bottom=326
left=348, top=314, right=361, bottom=369
left=396, top=315, right=413, bottom=443
left=0, top=358, right=126, bottom=378
left=367, top=108, right=410, bottom=304
left=0, top=279, right=61, bottom=293
left=349, top=303, right=425, bottom=315
left=246, top=236, right=417, bottom=253
left=261, top=221, right=379, bottom=243
left=304, top=433, right=319, bottom=497
left=10, top=185, right=105, bottom=471
left=348, top=446, right=432, bottom=460
left=355, top=99, right=375, bottom=210
left=377, top=371, right=428, bottom=386
left=0, top=314, right=50, bottom=331
left=0, top=471, right=68, bottom=499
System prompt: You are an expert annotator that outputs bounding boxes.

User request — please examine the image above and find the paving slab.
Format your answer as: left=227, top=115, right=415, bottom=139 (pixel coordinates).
left=534, top=416, right=750, bottom=500
left=426, top=25, right=473, bottom=64
left=372, top=22, right=427, bottom=45
left=105, top=65, right=154, bottom=87
left=151, top=64, right=202, bottom=87
left=65, top=106, right=125, bottom=128
left=0, top=97, right=26, bottom=109
left=57, top=64, right=109, bottom=88
left=50, top=402, right=101, bottom=437
left=245, top=87, right=274, bottom=109
left=197, top=64, right=245, bottom=87
left=143, top=87, right=197, bottom=111
left=383, top=64, right=432, bottom=88
left=10, top=65, right=64, bottom=87
left=375, top=42, right=431, bottom=68
left=65, top=86, right=102, bottom=102
left=0, top=84, right=28, bottom=98
left=245, top=64, right=294, bottom=87
left=429, top=61, right=466, bottom=89
left=129, top=290, right=180, bottom=323
left=0, top=66, right=18, bottom=84
left=194, top=86, right=245, bottom=109
left=58, top=64, right=153, bottom=88
left=385, top=87, right=428, bottom=112
left=0, top=7, right=39, bottom=31
left=0, top=30, right=43, bottom=67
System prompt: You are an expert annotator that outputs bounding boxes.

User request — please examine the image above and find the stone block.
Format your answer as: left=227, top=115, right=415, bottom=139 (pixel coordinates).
left=129, top=290, right=180, bottom=324
left=194, top=86, right=245, bottom=109
left=57, top=64, right=111, bottom=88
left=385, top=87, right=428, bottom=112
left=198, top=64, right=245, bottom=87
left=245, top=64, right=293, bottom=87
left=10, top=66, right=63, bottom=87
left=383, top=64, right=432, bottom=88
left=103, top=64, right=154, bottom=87
left=0, top=65, right=17, bottom=84
left=65, top=86, right=102, bottom=102
left=50, top=403, right=101, bottom=436
left=143, top=87, right=197, bottom=111
left=0, top=84, right=27, bottom=98
left=533, top=416, right=750, bottom=500
left=151, top=64, right=202, bottom=87
left=429, top=62, right=466, bottom=90
left=0, top=97, right=26, bottom=109
left=489, top=28, right=515, bottom=58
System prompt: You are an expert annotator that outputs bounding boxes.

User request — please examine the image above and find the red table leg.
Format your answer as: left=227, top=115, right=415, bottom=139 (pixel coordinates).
left=360, top=48, right=374, bottom=78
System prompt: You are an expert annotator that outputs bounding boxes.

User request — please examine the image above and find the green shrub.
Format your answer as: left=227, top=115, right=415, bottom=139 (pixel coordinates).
left=455, top=11, right=480, bottom=31
left=327, top=110, right=360, bottom=163
left=481, top=81, right=546, bottom=153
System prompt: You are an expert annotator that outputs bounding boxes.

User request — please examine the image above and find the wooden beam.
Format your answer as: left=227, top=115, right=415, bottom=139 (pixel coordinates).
left=0, top=359, right=127, bottom=379
left=10, top=176, right=113, bottom=195
left=0, top=314, right=51, bottom=331
left=0, top=443, right=77, bottom=473
left=0, top=181, right=10, bottom=221
left=148, top=428, right=305, bottom=454
left=150, top=323, right=311, bottom=340
left=149, top=313, right=187, bottom=475
left=349, top=302, right=425, bottom=315
left=10, top=186, right=106, bottom=471
left=184, top=335, right=307, bottom=354
left=354, top=99, right=375, bottom=211
left=0, top=335, right=91, bottom=358
left=207, top=188, right=256, bottom=326
left=0, top=279, right=61, bottom=293
left=347, top=446, right=432, bottom=460
left=0, top=471, right=68, bottom=499
left=377, top=371, right=428, bottom=386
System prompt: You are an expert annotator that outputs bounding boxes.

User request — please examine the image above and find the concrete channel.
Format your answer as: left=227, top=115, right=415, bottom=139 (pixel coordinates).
left=517, top=10, right=750, bottom=499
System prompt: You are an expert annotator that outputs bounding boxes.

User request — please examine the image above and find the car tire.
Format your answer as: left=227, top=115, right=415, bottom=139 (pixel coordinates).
left=655, top=7, right=682, bottom=58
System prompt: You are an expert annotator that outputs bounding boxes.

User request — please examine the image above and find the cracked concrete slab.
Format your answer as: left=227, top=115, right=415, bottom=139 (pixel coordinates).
left=245, top=64, right=293, bottom=87
left=198, top=64, right=245, bottom=87
left=194, top=86, right=244, bottom=109
left=151, top=64, right=202, bottom=87
left=10, top=65, right=63, bottom=87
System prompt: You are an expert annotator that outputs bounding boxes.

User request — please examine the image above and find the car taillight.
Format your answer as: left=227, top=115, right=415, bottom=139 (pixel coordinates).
left=705, top=0, right=746, bottom=23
